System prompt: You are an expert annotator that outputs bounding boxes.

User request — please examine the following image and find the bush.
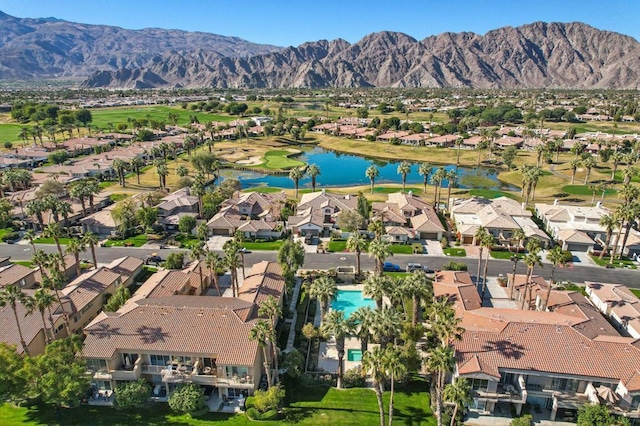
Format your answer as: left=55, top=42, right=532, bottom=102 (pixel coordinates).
left=510, top=414, right=533, bottom=426
left=1, top=231, right=19, bottom=242
left=168, top=383, right=205, bottom=414
left=4, top=141, right=12, bottom=149
left=442, top=261, right=468, bottom=271
left=164, top=252, right=185, bottom=270
left=343, top=366, right=366, bottom=388
left=246, top=407, right=279, bottom=420
left=252, top=384, right=285, bottom=413
left=440, top=237, right=449, bottom=249
left=114, top=379, right=151, bottom=410
left=281, top=349, right=304, bottom=379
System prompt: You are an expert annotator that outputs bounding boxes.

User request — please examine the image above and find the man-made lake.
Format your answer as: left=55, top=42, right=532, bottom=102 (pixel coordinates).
left=220, top=147, right=518, bottom=191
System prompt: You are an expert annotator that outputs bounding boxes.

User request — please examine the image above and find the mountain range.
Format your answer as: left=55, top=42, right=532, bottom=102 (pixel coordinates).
left=1, top=11, right=639, bottom=89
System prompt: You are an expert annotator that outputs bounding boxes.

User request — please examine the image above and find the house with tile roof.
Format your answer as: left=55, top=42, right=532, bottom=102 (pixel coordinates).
left=207, top=191, right=286, bottom=238
left=586, top=282, right=640, bottom=339
left=372, top=192, right=446, bottom=241
left=287, top=190, right=358, bottom=237
left=434, top=272, right=640, bottom=421
left=82, top=261, right=284, bottom=400
left=451, top=197, right=549, bottom=247
left=0, top=263, right=39, bottom=289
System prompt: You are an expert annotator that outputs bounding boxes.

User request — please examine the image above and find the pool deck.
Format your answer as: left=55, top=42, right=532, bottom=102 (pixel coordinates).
left=318, top=336, right=371, bottom=373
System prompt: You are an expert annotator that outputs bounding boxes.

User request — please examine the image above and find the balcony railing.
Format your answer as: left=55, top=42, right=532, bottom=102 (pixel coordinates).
left=111, top=358, right=142, bottom=381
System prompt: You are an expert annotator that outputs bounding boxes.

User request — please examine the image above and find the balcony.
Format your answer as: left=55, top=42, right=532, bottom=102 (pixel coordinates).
left=141, top=364, right=166, bottom=375
left=110, top=357, right=142, bottom=381
left=474, top=385, right=523, bottom=403
left=190, top=361, right=219, bottom=386
left=217, top=374, right=254, bottom=387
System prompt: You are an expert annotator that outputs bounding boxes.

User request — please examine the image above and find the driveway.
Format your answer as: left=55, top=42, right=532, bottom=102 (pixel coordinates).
left=207, top=235, right=231, bottom=251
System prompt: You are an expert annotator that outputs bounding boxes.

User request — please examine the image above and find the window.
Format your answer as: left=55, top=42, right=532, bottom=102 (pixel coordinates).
left=149, top=354, right=171, bottom=366
left=631, top=395, right=640, bottom=409
left=471, top=379, right=489, bottom=391
left=225, top=366, right=248, bottom=378
left=87, top=358, right=107, bottom=372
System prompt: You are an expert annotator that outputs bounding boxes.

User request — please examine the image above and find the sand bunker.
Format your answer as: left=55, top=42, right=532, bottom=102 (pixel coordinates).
left=236, top=156, right=263, bottom=166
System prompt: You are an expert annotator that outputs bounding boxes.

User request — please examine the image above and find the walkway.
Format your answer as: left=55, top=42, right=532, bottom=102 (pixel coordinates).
left=284, top=278, right=302, bottom=353
left=480, top=276, right=519, bottom=309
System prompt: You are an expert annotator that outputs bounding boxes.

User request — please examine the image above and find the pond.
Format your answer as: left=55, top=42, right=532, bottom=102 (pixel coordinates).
left=219, top=147, right=519, bottom=191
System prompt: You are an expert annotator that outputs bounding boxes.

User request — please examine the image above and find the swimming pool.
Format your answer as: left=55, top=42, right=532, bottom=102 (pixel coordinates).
left=331, top=290, right=376, bottom=318
left=347, top=349, right=363, bottom=362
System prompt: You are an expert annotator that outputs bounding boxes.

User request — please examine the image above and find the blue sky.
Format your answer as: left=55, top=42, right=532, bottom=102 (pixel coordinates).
left=2, top=0, right=639, bottom=46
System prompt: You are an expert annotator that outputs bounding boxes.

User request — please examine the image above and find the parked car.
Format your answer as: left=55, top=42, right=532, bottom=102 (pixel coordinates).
left=145, top=253, right=163, bottom=264
left=407, top=262, right=424, bottom=272
left=383, top=262, right=401, bottom=272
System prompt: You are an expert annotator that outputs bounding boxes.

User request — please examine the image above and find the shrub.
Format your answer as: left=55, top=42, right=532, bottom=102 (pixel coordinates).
left=114, top=379, right=151, bottom=410
left=4, top=141, right=12, bottom=149
left=440, top=237, right=449, bottom=249
left=442, top=261, right=467, bottom=271
left=281, top=349, right=304, bottom=378
left=343, top=366, right=366, bottom=388
left=1, top=231, right=19, bottom=242
left=510, top=414, right=533, bottom=426
left=164, top=252, right=185, bottom=270
left=168, top=383, right=205, bottom=414
left=246, top=407, right=279, bottom=420
left=253, top=384, right=285, bottom=414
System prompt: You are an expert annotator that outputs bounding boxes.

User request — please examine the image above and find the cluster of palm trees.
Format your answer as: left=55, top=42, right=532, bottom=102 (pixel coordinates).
left=288, top=163, right=321, bottom=197
left=518, top=164, right=543, bottom=204
left=249, top=295, right=283, bottom=389
left=603, top=182, right=640, bottom=265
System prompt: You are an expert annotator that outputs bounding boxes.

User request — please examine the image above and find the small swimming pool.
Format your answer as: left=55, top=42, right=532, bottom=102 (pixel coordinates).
left=347, top=349, right=362, bottom=362
left=331, top=290, right=376, bottom=318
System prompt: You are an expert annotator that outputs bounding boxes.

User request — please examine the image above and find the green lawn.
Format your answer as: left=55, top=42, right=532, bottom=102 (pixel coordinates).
left=33, top=237, right=72, bottom=245
left=104, top=234, right=148, bottom=247
left=0, top=227, right=14, bottom=239
left=242, top=186, right=285, bottom=193
left=261, top=150, right=305, bottom=170
left=174, top=233, right=203, bottom=249
left=589, top=254, right=637, bottom=269
left=327, top=240, right=347, bottom=252
left=443, top=247, right=467, bottom=257
left=631, top=289, right=640, bottom=299
left=389, top=244, right=413, bottom=254
left=489, top=250, right=524, bottom=260
left=562, top=185, right=617, bottom=197
left=88, top=106, right=233, bottom=129
left=374, top=186, right=423, bottom=194
left=385, top=271, right=411, bottom=279
left=98, top=181, right=116, bottom=189
left=468, top=189, right=516, bottom=199
left=242, top=240, right=284, bottom=251
left=11, top=260, right=34, bottom=268
left=109, top=193, right=129, bottom=203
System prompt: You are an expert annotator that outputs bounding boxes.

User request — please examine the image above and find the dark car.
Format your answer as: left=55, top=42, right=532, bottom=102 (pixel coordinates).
left=383, top=262, right=401, bottom=272
left=145, top=253, right=162, bottom=264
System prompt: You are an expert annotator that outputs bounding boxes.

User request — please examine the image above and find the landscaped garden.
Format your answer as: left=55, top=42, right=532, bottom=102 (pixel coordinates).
left=443, top=247, right=467, bottom=257
left=33, top=236, right=73, bottom=245
left=489, top=250, right=523, bottom=260
left=389, top=244, right=413, bottom=254
left=258, top=150, right=305, bottom=170
left=242, top=240, right=284, bottom=251
left=104, top=234, right=148, bottom=247
left=589, top=254, right=637, bottom=269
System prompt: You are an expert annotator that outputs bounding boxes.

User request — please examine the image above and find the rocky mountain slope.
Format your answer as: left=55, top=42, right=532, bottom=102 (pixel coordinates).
left=0, top=10, right=282, bottom=80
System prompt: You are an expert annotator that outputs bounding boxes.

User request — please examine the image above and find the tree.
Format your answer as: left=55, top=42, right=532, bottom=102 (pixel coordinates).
left=432, top=167, right=446, bottom=211
left=321, top=309, right=351, bottom=389
left=368, top=219, right=385, bottom=240
left=346, top=232, right=368, bottom=276
left=82, top=232, right=99, bottom=269
left=598, top=214, right=617, bottom=260
left=577, top=403, right=613, bottom=426
left=277, top=238, right=305, bottom=291
left=155, top=160, right=169, bottom=189
left=178, top=215, right=197, bottom=234
left=521, top=245, right=543, bottom=310
left=362, top=346, right=387, bottom=426
left=28, top=288, right=57, bottom=343
left=0, top=285, right=31, bottom=355
left=383, top=346, right=406, bottom=426
left=543, top=246, right=567, bottom=310
left=501, top=146, right=518, bottom=168
left=23, top=336, right=89, bottom=408
left=366, top=165, right=380, bottom=194
left=65, top=237, right=85, bottom=278
left=250, top=320, right=274, bottom=389
left=368, top=237, right=392, bottom=277
left=112, top=158, right=128, bottom=187
left=418, top=163, right=432, bottom=194
left=164, top=252, right=185, bottom=270
left=569, top=159, right=581, bottom=184
left=397, top=161, right=411, bottom=192
left=205, top=250, right=223, bottom=296
left=350, top=306, right=374, bottom=354
left=258, top=295, right=282, bottom=383
left=364, top=275, right=389, bottom=310
left=428, top=345, right=455, bottom=426
left=43, top=222, right=65, bottom=262
left=582, top=154, right=597, bottom=185
left=114, top=379, right=151, bottom=410
left=307, top=164, right=321, bottom=192
left=474, top=226, right=489, bottom=291
left=130, top=157, right=144, bottom=185
left=252, top=384, right=285, bottom=415
left=405, top=270, right=433, bottom=325
left=0, top=342, right=25, bottom=399
left=479, top=231, right=494, bottom=302
left=308, top=275, right=337, bottom=322
left=111, top=198, right=138, bottom=238
left=289, top=167, right=305, bottom=198
left=443, top=378, right=472, bottom=426
left=168, top=383, right=205, bottom=414
left=48, top=150, right=69, bottom=165
left=337, top=210, right=366, bottom=232
left=104, top=285, right=131, bottom=312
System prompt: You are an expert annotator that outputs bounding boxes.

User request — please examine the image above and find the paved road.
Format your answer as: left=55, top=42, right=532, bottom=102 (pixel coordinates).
left=7, top=244, right=640, bottom=289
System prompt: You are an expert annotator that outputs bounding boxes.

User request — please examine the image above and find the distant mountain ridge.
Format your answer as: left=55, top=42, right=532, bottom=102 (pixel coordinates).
left=0, top=11, right=638, bottom=89
left=0, top=10, right=282, bottom=80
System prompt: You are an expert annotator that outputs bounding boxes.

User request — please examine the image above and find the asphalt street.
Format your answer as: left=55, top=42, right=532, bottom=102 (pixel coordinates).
left=5, top=243, right=639, bottom=289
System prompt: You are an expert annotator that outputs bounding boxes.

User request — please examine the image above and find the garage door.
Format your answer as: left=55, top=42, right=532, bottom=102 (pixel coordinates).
left=566, top=243, right=588, bottom=252
left=212, top=228, right=231, bottom=236
left=420, top=233, right=438, bottom=240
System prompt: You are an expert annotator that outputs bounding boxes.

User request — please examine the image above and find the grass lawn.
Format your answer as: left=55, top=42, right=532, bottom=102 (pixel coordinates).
left=109, top=193, right=129, bottom=203
left=389, top=244, right=413, bottom=254
left=327, top=240, right=347, bottom=252
left=0, top=227, right=14, bottom=239
left=562, top=185, right=617, bottom=197
left=98, top=181, right=116, bottom=189
left=242, top=186, right=284, bottom=193
left=88, top=105, right=233, bottom=129
left=33, top=237, right=72, bottom=245
left=589, top=254, right=637, bottom=269
left=242, top=240, right=284, bottom=251
left=104, top=234, right=148, bottom=247
left=631, top=289, right=640, bottom=299
left=385, top=271, right=411, bottom=279
left=443, top=247, right=467, bottom=257
left=12, top=260, right=34, bottom=267
left=468, top=189, right=516, bottom=199
left=260, top=150, right=305, bottom=170
left=174, top=233, right=204, bottom=249
left=374, top=186, right=424, bottom=194
left=489, top=250, right=524, bottom=260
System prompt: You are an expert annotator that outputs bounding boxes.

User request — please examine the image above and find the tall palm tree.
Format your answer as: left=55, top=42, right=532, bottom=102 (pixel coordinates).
left=42, top=267, right=71, bottom=335
left=418, top=163, right=432, bottom=195
left=258, top=295, right=282, bottom=384
left=384, top=346, right=406, bottom=426
left=474, top=226, right=489, bottom=290
left=368, top=238, right=392, bottom=277
left=366, top=165, right=380, bottom=194
left=396, top=161, right=411, bottom=192
left=569, top=159, right=581, bottom=184
left=543, top=246, right=567, bottom=311
left=65, top=237, right=86, bottom=278
left=428, top=297, right=464, bottom=348
left=308, top=275, right=337, bottom=322
left=346, top=232, right=367, bottom=276
left=112, top=158, right=128, bottom=187
left=370, top=306, right=403, bottom=350
left=404, top=270, right=433, bottom=325
left=428, top=345, right=455, bottom=426
left=509, top=229, right=526, bottom=301
left=598, top=214, right=616, bottom=260
left=24, top=229, right=37, bottom=253
left=479, top=231, right=494, bottom=302
left=130, top=157, right=144, bottom=185
left=368, top=219, right=385, bottom=240
left=455, top=136, right=464, bottom=166
left=24, top=288, right=54, bottom=343
left=82, top=232, right=99, bottom=269
left=609, top=203, right=633, bottom=265
left=321, top=310, right=351, bottom=389
left=288, top=167, right=305, bottom=198
left=582, top=154, right=596, bottom=185
left=249, top=320, right=273, bottom=389
left=364, top=275, right=389, bottom=310
left=432, top=167, right=446, bottom=211
left=0, top=284, right=31, bottom=356
left=622, top=166, right=638, bottom=185
left=521, top=249, right=543, bottom=310
left=43, top=222, right=65, bottom=266
left=223, top=241, right=241, bottom=298
left=190, top=245, right=206, bottom=293
left=307, top=164, right=321, bottom=192
left=444, top=169, right=457, bottom=213
left=362, top=346, right=387, bottom=426
left=443, top=378, right=472, bottom=426
left=205, top=250, right=223, bottom=296
left=350, top=306, right=374, bottom=354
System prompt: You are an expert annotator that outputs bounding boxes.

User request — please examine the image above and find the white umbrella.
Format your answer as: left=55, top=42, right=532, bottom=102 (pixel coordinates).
left=596, top=386, right=619, bottom=404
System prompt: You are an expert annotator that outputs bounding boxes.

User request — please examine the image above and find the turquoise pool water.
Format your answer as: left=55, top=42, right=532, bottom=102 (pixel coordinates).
left=331, top=290, right=376, bottom=318
left=347, top=349, right=362, bottom=362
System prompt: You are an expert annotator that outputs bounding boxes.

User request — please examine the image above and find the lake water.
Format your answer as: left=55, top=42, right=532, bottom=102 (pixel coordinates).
left=219, top=147, right=518, bottom=191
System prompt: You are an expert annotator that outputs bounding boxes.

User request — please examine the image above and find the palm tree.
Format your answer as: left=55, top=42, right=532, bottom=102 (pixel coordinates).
left=509, top=229, right=526, bottom=301
left=396, top=161, right=411, bottom=192
left=44, top=222, right=65, bottom=265
left=543, top=246, right=567, bottom=311
left=428, top=345, right=455, bottom=426
left=112, top=158, right=128, bottom=187
left=308, top=275, right=337, bottom=322
left=521, top=249, right=543, bottom=310
left=384, top=346, right=406, bottom=426
left=479, top=231, right=494, bottom=302
left=368, top=238, right=392, bottom=277
left=190, top=245, right=206, bottom=293
left=307, top=164, right=321, bottom=192
left=609, top=203, right=634, bottom=265
left=370, top=306, right=403, bottom=349
left=249, top=320, right=273, bottom=389
left=418, top=163, right=432, bottom=195
left=428, top=297, right=464, bottom=348
left=582, top=154, right=596, bottom=185
left=65, top=237, right=86, bottom=278
left=474, top=226, right=489, bottom=290
left=404, top=270, right=432, bottom=325
left=444, top=169, right=457, bottom=214
left=432, top=167, right=446, bottom=211
left=368, top=219, right=385, bottom=240
left=205, top=250, right=223, bottom=296
left=223, top=241, right=241, bottom=298
left=0, top=284, right=31, bottom=355
left=598, top=214, right=616, bottom=260
left=569, top=159, right=581, bottom=184
left=455, top=136, right=464, bottom=166
left=289, top=167, right=305, bottom=198
left=82, top=232, right=99, bottom=269
left=321, top=310, right=351, bottom=389
left=366, top=165, right=380, bottom=194
left=130, top=157, right=144, bottom=185
left=24, top=288, right=55, bottom=343
left=443, top=378, right=472, bottom=426
left=258, top=295, right=282, bottom=384
left=622, top=166, right=638, bottom=185
left=362, top=346, right=387, bottom=426
left=155, top=160, right=169, bottom=189
left=346, top=232, right=367, bottom=276
left=350, top=306, right=374, bottom=354
left=364, top=275, right=388, bottom=310
left=24, top=229, right=37, bottom=253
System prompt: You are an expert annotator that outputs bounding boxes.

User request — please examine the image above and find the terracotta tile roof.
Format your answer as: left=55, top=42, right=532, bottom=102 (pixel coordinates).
left=62, top=268, right=122, bottom=313
left=82, top=295, right=262, bottom=365
left=0, top=264, right=35, bottom=288
left=145, top=271, right=192, bottom=298
left=238, top=262, right=284, bottom=307
left=625, top=371, right=640, bottom=392
left=557, top=229, right=594, bottom=244
left=458, top=355, right=500, bottom=378
left=106, top=256, right=144, bottom=280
